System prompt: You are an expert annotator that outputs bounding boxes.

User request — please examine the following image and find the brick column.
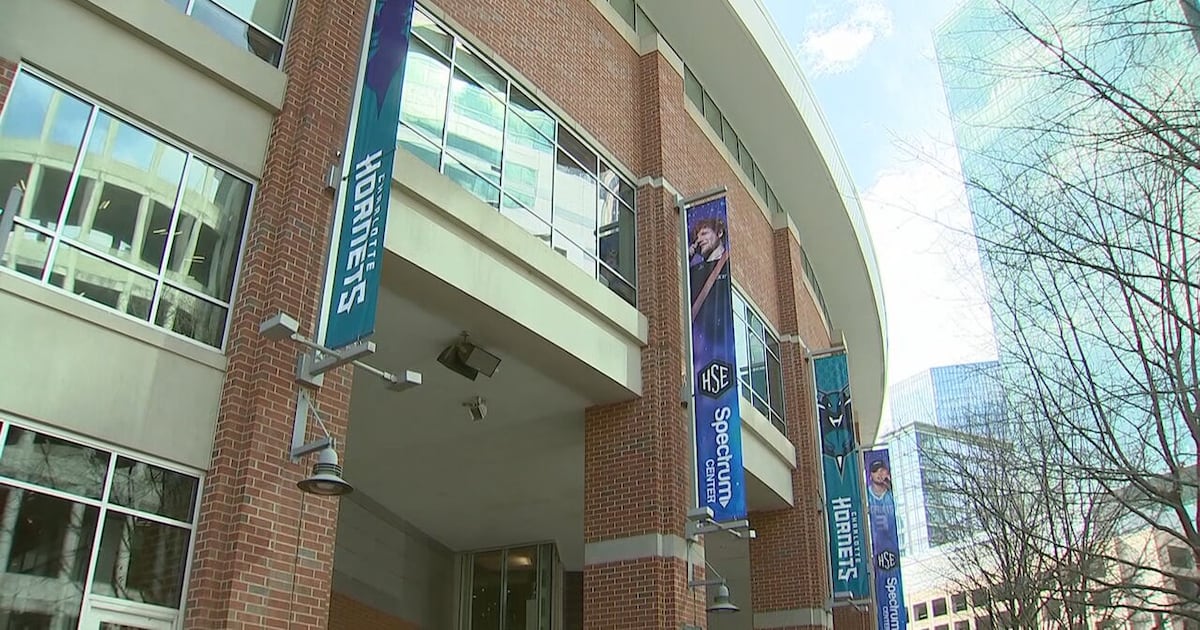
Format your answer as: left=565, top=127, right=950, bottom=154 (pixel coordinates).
left=581, top=51, right=706, bottom=630
left=0, top=59, right=15, bottom=110
left=747, top=229, right=835, bottom=630
left=183, top=0, right=368, bottom=628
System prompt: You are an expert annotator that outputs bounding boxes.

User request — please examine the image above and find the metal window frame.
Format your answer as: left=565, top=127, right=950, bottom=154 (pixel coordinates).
left=0, top=65, right=258, bottom=352
left=0, top=417, right=204, bottom=629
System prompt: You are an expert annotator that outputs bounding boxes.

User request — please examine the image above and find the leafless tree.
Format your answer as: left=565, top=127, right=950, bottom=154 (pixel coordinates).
left=923, top=0, right=1200, bottom=626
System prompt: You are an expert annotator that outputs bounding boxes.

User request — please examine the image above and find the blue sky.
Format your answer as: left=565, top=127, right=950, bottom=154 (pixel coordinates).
left=761, top=0, right=997, bottom=422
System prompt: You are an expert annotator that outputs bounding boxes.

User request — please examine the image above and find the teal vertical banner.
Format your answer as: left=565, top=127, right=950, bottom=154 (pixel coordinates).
left=814, top=351, right=870, bottom=600
left=324, top=0, right=415, bottom=349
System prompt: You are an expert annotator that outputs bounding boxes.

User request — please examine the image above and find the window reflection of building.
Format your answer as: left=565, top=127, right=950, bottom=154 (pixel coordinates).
left=0, top=420, right=200, bottom=629
left=0, top=71, right=252, bottom=349
left=162, top=0, right=292, bottom=66
left=396, top=7, right=638, bottom=306
left=732, top=289, right=787, bottom=432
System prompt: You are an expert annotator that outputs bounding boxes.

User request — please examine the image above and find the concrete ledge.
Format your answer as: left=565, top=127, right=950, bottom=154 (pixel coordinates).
left=584, top=533, right=700, bottom=566
left=754, top=608, right=834, bottom=629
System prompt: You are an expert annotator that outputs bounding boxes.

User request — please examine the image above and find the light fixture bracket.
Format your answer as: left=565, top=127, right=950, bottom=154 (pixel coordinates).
left=257, top=312, right=423, bottom=392
left=291, top=392, right=334, bottom=461
left=685, top=506, right=756, bottom=542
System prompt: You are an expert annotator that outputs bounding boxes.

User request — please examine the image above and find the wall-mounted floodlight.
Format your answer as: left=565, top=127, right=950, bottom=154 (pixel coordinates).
left=257, top=312, right=422, bottom=391
left=437, top=332, right=501, bottom=381
left=291, top=392, right=353, bottom=497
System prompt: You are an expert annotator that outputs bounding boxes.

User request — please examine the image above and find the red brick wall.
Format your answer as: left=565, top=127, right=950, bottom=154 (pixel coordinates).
left=327, top=592, right=419, bottom=630
left=0, top=58, right=15, bottom=113
left=184, top=0, right=368, bottom=627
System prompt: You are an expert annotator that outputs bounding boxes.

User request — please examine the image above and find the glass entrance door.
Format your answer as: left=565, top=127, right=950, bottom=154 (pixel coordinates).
left=463, top=544, right=557, bottom=630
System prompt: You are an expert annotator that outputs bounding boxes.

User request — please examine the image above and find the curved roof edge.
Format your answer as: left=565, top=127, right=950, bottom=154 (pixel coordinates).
left=641, top=0, right=889, bottom=441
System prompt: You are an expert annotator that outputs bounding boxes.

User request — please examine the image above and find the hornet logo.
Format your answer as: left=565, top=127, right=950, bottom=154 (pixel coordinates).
left=818, top=387, right=855, bottom=474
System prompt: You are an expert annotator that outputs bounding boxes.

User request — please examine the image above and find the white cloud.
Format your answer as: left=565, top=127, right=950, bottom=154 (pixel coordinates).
left=799, top=1, right=894, bottom=75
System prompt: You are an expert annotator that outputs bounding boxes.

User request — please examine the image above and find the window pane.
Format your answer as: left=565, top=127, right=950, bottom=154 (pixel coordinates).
left=1, top=222, right=52, bottom=280
left=553, top=232, right=595, bottom=277
left=0, top=484, right=97, bottom=626
left=509, top=88, right=555, bottom=141
left=0, top=74, right=93, bottom=229
left=684, top=67, right=703, bottom=107
left=110, top=457, right=199, bottom=522
left=721, top=117, right=737, bottom=156
left=401, top=38, right=451, bottom=144
left=91, top=512, right=190, bottom=608
left=191, top=0, right=283, bottom=65
left=445, top=70, right=504, bottom=186
left=168, top=159, right=251, bottom=302
left=599, top=262, right=635, bottom=306
left=553, top=150, right=596, bottom=251
left=702, top=92, right=721, bottom=133
left=748, top=332, right=768, bottom=404
left=767, top=350, right=785, bottom=420
left=213, top=0, right=290, bottom=38
left=412, top=9, right=452, bottom=57
left=502, top=112, right=554, bottom=225
left=597, top=187, right=634, bottom=284
left=443, top=152, right=500, bottom=208
left=399, top=124, right=442, bottom=171
left=155, top=284, right=229, bottom=347
left=470, top=550, right=503, bottom=630
left=733, top=310, right=750, bottom=389
left=609, top=0, right=636, bottom=28
left=500, top=195, right=551, bottom=245
left=64, top=112, right=186, bottom=275
left=48, top=242, right=157, bottom=321
left=556, top=126, right=596, bottom=176
left=455, top=45, right=506, bottom=100
left=0, top=427, right=110, bottom=498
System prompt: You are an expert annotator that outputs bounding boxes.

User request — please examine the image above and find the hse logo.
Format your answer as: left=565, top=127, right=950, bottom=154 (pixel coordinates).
left=876, top=549, right=898, bottom=571
left=698, top=360, right=734, bottom=399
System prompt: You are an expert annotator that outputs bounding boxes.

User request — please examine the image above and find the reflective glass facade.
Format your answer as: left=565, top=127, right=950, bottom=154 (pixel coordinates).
left=885, top=361, right=1008, bottom=555
left=0, top=71, right=253, bottom=349
left=397, top=7, right=637, bottom=306
left=0, top=418, right=200, bottom=628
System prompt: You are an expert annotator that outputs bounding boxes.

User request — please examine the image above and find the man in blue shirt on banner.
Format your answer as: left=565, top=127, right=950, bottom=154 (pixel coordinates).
left=867, top=458, right=894, bottom=533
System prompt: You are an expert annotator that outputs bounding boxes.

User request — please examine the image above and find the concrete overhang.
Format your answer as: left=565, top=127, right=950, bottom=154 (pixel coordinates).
left=641, top=0, right=889, bottom=441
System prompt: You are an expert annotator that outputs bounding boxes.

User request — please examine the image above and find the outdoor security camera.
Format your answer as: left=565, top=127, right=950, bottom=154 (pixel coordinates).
left=464, top=396, right=487, bottom=422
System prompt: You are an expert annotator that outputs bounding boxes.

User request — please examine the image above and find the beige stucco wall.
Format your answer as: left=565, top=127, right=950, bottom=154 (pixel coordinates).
left=0, top=274, right=224, bottom=469
left=0, top=0, right=285, bottom=178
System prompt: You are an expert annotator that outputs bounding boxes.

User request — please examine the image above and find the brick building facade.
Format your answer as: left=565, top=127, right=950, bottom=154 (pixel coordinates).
left=0, top=0, right=886, bottom=628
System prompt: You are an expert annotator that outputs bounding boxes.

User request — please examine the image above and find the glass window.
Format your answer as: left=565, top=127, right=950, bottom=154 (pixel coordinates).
left=609, top=0, right=636, bottom=29
left=445, top=70, right=504, bottom=187
left=914, top=602, right=929, bottom=620
left=0, top=426, right=110, bottom=498
left=552, top=149, right=596, bottom=258
left=721, top=117, right=737, bottom=157
left=952, top=592, right=968, bottom=611
left=65, top=112, right=187, bottom=275
left=0, top=72, right=253, bottom=348
left=684, top=66, right=703, bottom=108
left=0, top=485, right=98, bottom=626
left=390, top=11, right=637, bottom=306
left=731, top=288, right=786, bottom=431
left=0, top=73, right=93, bottom=230
left=933, top=597, right=948, bottom=616
left=702, top=92, right=721, bottom=135
left=186, top=0, right=284, bottom=66
left=216, top=0, right=291, bottom=38
left=400, top=38, right=452, bottom=146
left=0, top=421, right=202, bottom=626
left=91, top=512, right=191, bottom=607
left=412, top=8, right=452, bottom=57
